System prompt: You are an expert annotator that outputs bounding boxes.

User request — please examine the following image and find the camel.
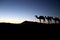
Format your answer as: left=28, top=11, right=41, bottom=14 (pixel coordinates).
left=53, top=17, right=60, bottom=24
left=45, top=16, right=53, bottom=24
left=35, top=15, right=45, bottom=23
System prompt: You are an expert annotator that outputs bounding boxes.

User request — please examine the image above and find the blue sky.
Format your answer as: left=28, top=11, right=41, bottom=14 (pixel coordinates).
left=0, top=0, right=60, bottom=23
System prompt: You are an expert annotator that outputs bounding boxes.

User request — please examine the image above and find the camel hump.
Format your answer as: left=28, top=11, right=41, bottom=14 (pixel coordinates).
left=39, top=16, right=44, bottom=18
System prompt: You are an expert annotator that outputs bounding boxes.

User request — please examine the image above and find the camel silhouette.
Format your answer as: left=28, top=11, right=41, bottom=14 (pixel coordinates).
left=35, top=15, right=45, bottom=23
left=45, top=16, right=53, bottom=24
left=53, top=17, right=60, bottom=23
left=35, top=15, right=60, bottom=24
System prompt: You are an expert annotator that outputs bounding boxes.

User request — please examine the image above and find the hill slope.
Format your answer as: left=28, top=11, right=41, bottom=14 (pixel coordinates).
left=0, top=21, right=60, bottom=32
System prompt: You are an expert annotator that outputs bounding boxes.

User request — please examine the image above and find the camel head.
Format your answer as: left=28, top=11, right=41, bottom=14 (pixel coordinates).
left=35, top=15, right=39, bottom=19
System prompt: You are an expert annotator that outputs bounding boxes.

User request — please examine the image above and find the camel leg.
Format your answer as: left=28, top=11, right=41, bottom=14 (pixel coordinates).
left=40, top=19, right=41, bottom=23
left=43, top=19, right=45, bottom=23
left=39, top=19, right=41, bottom=23
left=48, top=20, right=50, bottom=24
left=55, top=21, right=56, bottom=24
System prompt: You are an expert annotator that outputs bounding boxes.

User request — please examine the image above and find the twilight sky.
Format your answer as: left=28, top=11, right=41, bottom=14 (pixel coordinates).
left=0, top=0, right=60, bottom=23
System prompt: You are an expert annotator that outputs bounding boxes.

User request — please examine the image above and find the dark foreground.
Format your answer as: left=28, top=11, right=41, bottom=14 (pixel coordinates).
left=0, top=21, right=60, bottom=32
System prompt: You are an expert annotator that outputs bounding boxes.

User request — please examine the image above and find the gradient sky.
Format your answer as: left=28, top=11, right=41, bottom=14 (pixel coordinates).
left=0, top=0, right=60, bottom=23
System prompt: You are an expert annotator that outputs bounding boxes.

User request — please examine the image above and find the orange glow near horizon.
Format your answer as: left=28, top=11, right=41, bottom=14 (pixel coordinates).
left=0, top=18, right=24, bottom=24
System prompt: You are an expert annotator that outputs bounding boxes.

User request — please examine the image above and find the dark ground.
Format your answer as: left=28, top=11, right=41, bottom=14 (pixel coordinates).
left=0, top=21, right=60, bottom=32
